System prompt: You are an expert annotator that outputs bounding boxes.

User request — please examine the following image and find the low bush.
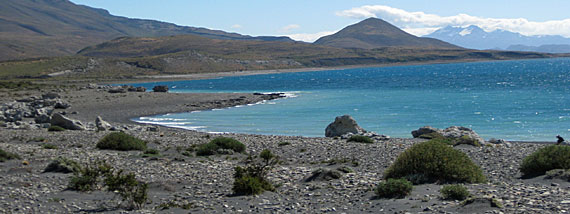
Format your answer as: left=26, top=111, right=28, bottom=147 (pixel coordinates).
left=383, top=139, right=486, bottom=184
left=375, top=178, right=413, bottom=199
left=48, top=125, right=66, bottom=132
left=454, top=135, right=481, bottom=147
left=347, top=135, right=373, bottom=144
left=196, top=137, right=245, bottom=156
left=68, top=161, right=112, bottom=192
left=142, top=149, right=160, bottom=158
left=440, top=184, right=470, bottom=200
left=44, top=157, right=80, bottom=173
left=41, top=143, right=58, bottom=150
left=278, top=142, right=291, bottom=146
left=96, top=132, right=147, bottom=151
left=520, top=145, right=570, bottom=177
left=0, top=148, right=20, bottom=162
left=232, top=149, right=278, bottom=195
left=68, top=160, right=148, bottom=210
left=105, top=170, right=148, bottom=210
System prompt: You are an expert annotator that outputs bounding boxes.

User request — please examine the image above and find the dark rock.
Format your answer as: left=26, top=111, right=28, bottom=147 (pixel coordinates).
left=108, top=87, right=126, bottom=93
left=54, top=99, right=71, bottom=109
left=41, top=92, right=60, bottom=99
left=325, top=115, right=366, bottom=137
left=153, top=85, right=169, bottom=92
left=136, top=86, right=147, bottom=92
left=411, top=126, right=439, bottom=138
left=304, top=168, right=343, bottom=182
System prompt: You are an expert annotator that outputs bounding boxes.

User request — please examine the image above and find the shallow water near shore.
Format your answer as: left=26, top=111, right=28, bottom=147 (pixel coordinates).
left=130, top=58, right=570, bottom=141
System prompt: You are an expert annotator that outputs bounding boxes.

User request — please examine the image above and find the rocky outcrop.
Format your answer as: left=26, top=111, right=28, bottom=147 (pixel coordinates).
left=411, top=126, right=485, bottom=146
left=50, top=113, right=85, bottom=130
left=95, top=116, right=112, bottom=131
left=153, top=85, right=169, bottom=92
left=325, top=115, right=366, bottom=137
left=411, top=126, right=439, bottom=138
left=108, top=87, right=127, bottom=93
left=304, top=168, right=343, bottom=182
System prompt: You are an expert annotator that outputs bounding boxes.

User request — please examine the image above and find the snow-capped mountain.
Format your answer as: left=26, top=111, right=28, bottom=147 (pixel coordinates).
left=425, top=25, right=570, bottom=51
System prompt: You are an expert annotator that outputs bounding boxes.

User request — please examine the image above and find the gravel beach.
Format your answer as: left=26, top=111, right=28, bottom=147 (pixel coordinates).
left=0, top=86, right=568, bottom=213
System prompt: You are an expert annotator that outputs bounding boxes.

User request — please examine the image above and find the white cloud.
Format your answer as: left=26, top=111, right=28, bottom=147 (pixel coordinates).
left=402, top=27, right=439, bottom=37
left=280, top=24, right=301, bottom=33
left=337, top=5, right=570, bottom=37
left=284, top=31, right=336, bottom=42
left=231, top=24, right=242, bottom=29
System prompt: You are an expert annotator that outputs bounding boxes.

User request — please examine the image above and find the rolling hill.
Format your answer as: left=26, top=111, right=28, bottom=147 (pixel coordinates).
left=0, top=0, right=292, bottom=61
left=314, top=18, right=458, bottom=49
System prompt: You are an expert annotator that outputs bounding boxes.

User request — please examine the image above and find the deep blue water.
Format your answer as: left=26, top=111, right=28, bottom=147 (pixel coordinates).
left=129, top=58, right=570, bottom=141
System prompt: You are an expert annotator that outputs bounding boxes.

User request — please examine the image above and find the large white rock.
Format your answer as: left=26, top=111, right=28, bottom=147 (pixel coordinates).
left=325, top=115, right=366, bottom=137
left=50, top=113, right=85, bottom=130
left=95, top=116, right=112, bottom=131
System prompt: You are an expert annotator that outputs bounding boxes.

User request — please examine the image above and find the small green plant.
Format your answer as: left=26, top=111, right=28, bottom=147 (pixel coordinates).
left=454, top=135, right=481, bottom=147
left=68, top=161, right=112, bottom=192
left=440, top=184, right=470, bottom=200
left=375, top=178, right=413, bottom=199
left=48, top=125, right=66, bottom=132
left=418, top=132, right=445, bottom=139
left=44, top=157, right=81, bottom=173
left=383, top=139, right=486, bottom=184
left=232, top=149, right=279, bottom=195
left=0, top=148, right=20, bottom=162
left=142, top=149, right=160, bottom=158
left=96, top=132, right=147, bottom=151
left=520, top=145, right=570, bottom=177
left=278, top=142, right=291, bottom=146
left=41, top=143, right=58, bottom=150
left=196, top=137, right=246, bottom=156
left=347, top=135, right=374, bottom=144
left=105, top=170, right=148, bottom=210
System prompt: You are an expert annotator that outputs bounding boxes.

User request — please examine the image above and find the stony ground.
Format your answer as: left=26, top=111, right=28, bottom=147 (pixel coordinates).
left=0, top=86, right=568, bottom=213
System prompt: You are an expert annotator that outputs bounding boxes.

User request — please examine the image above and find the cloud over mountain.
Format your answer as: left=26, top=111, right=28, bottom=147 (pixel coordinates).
left=336, top=5, right=570, bottom=37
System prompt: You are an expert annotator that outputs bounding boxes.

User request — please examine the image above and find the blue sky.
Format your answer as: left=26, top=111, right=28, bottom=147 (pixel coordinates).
left=70, top=0, right=570, bottom=41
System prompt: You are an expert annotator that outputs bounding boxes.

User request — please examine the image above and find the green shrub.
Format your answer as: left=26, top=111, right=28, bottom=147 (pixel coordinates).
left=232, top=149, right=278, bottom=195
left=347, top=135, right=373, bottom=144
left=142, top=149, right=160, bottom=158
left=96, top=132, right=147, bottom=151
left=41, top=143, right=58, bottom=150
left=0, top=148, right=20, bottom=162
left=68, top=161, right=112, bottom=192
left=375, top=178, right=413, bottom=199
left=454, top=135, right=481, bottom=147
left=418, top=132, right=445, bottom=139
left=196, top=137, right=245, bottom=156
left=520, top=145, right=570, bottom=177
left=383, top=139, right=486, bottom=184
left=278, top=142, right=291, bottom=146
left=48, top=125, right=66, bottom=132
left=44, top=157, right=81, bottom=173
left=440, top=184, right=470, bottom=200
left=105, top=170, right=148, bottom=210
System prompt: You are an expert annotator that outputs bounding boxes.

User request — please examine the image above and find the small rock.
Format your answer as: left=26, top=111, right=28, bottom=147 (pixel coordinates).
left=153, top=85, right=169, bottom=92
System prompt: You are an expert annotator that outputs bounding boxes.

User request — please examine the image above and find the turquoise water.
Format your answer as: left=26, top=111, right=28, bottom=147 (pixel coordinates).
left=130, top=58, right=570, bottom=141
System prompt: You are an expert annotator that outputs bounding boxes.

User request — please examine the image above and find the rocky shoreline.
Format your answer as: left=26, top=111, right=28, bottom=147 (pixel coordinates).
left=1, top=85, right=568, bottom=213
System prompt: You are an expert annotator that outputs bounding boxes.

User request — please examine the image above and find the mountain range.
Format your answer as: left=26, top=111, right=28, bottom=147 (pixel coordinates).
left=0, top=0, right=292, bottom=61
left=315, top=18, right=458, bottom=49
left=425, top=25, right=570, bottom=52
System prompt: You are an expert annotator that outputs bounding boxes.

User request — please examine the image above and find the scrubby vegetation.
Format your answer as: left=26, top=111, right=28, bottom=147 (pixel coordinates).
left=44, top=157, right=80, bottom=173
left=0, top=148, right=20, bottom=162
left=278, top=142, right=291, bottom=146
left=233, top=149, right=279, bottom=195
left=96, top=132, right=147, bottom=151
left=383, top=139, right=486, bottom=184
left=142, top=149, right=160, bottom=158
left=347, top=135, right=373, bottom=144
left=48, top=125, right=66, bottom=132
left=41, top=143, right=58, bottom=149
left=196, top=137, right=245, bottom=156
left=68, top=160, right=148, bottom=210
left=520, top=145, right=570, bottom=177
left=440, top=184, right=470, bottom=200
left=375, top=178, right=413, bottom=199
